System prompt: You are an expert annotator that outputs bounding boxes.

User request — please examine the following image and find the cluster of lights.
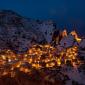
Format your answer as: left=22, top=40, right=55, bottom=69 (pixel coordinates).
left=59, top=46, right=79, bottom=66
left=0, top=43, right=80, bottom=78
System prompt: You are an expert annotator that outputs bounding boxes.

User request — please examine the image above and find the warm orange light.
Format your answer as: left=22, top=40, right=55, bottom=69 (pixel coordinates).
left=62, top=29, right=67, bottom=37
left=0, top=29, right=82, bottom=77
left=76, top=38, right=82, bottom=43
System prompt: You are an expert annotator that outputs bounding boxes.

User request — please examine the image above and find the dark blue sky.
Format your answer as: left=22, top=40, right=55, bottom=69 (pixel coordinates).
left=0, top=0, right=85, bottom=35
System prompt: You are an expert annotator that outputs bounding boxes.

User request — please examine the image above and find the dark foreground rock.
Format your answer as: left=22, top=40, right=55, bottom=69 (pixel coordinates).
left=0, top=70, right=64, bottom=85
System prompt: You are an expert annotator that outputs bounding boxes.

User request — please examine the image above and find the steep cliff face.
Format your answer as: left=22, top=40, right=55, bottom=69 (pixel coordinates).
left=0, top=10, right=55, bottom=53
left=60, top=34, right=75, bottom=48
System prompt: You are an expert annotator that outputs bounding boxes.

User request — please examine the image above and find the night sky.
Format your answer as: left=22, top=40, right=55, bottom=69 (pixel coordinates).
left=0, top=0, right=85, bottom=35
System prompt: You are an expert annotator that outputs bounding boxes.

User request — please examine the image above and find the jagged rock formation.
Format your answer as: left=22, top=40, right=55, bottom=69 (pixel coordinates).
left=60, top=34, right=75, bottom=48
